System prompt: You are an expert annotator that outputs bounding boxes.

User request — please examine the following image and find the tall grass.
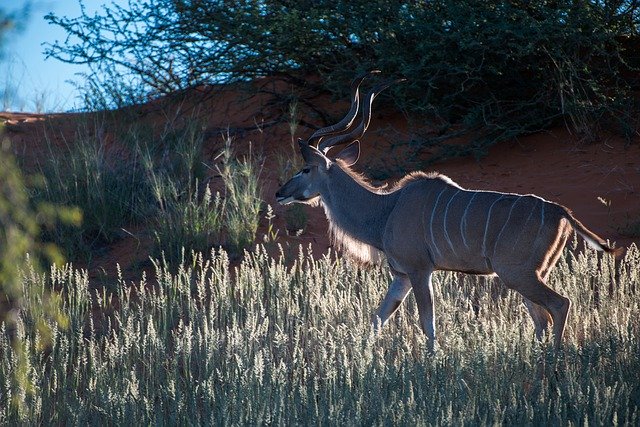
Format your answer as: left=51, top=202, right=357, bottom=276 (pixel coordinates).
left=37, top=119, right=154, bottom=258
left=276, top=101, right=308, bottom=234
left=142, top=117, right=216, bottom=264
left=1, top=243, right=639, bottom=424
left=152, top=180, right=224, bottom=265
left=150, top=132, right=263, bottom=263
left=218, top=137, right=262, bottom=256
left=36, top=117, right=263, bottom=264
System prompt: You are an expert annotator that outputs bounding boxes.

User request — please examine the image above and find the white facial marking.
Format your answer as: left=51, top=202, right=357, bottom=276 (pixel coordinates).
left=276, top=196, right=294, bottom=205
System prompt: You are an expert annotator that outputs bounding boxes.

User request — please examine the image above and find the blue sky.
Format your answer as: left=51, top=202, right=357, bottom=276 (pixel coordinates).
left=2, top=1, right=125, bottom=112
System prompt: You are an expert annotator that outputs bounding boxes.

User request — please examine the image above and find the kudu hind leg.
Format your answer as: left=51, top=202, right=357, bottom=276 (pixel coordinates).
left=372, top=273, right=412, bottom=331
left=523, top=226, right=571, bottom=345
left=502, top=272, right=570, bottom=347
left=523, top=299, right=553, bottom=341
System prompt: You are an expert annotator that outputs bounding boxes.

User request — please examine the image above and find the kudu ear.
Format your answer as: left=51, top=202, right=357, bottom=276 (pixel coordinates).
left=298, top=138, right=331, bottom=169
left=334, top=141, right=360, bottom=166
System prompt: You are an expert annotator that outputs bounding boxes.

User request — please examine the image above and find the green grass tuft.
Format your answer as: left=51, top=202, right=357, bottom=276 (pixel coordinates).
left=36, top=120, right=154, bottom=259
left=218, top=136, right=263, bottom=257
left=152, top=180, right=224, bottom=265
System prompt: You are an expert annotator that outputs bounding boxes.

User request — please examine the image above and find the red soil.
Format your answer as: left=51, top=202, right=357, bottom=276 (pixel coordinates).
left=2, top=80, right=638, bottom=281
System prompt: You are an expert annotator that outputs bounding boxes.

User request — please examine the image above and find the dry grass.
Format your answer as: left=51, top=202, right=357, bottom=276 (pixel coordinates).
left=1, top=242, right=639, bottom=424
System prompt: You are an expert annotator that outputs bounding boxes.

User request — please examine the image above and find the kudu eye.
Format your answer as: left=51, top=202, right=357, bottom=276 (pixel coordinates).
left=302, top=167, right=311, bottom=174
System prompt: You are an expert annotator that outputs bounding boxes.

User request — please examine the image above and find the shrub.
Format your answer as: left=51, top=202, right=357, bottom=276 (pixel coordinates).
left=46, top=1, right=640, bottom=160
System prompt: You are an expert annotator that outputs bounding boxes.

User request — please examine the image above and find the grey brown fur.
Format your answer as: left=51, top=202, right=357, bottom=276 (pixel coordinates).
left=276, top=74, right=620, bottom=348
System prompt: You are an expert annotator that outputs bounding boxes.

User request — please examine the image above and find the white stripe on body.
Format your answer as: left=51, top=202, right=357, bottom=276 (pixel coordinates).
left=511, top=198, right=538, bottom=251
left=492, top=196, right=521, bottom=258
left=460, top=192, right=479, bottom=250
left=429, top=188, right=448, bottom=259
left=534, top=199, right=545, bottom=244
left=443, top=189, right=461, bottom=258
left=482, top=195, right=506, bottom=257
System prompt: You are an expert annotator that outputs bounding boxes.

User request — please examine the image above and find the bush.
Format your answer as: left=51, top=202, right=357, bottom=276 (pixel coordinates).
left=152, top=180, right=224, bottom=265
left=46, top=1, right=640, bottom=160
left=0, top=137, right=76, bottom=413
left=143, top=117, right=217, bottom=264
left=34, top=112, right=262, bottom=265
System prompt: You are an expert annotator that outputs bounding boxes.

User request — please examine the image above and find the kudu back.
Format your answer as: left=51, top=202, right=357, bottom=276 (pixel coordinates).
left=276, top=72, right=621, bottom=348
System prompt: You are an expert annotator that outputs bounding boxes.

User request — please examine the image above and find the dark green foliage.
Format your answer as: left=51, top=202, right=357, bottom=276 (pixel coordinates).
left=146, top=120, right=221, bottom=264
left=34, top=114, right=262, bottom=266
left=285, top=204, right=308, bottom=233
left=0, top=3, right=31, bottom=56
left=0, top=137, right=76, bottom=412
left=149, top=130, right=262, bottom=264
left=46, top=1, right=640, bottom=159
left=34, top=117, right=208, bottom=261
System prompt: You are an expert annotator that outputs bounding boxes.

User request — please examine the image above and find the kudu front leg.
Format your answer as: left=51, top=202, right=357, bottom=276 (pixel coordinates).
left=372, top=273, right=412, bottom=332
left=409, top=269, right=437, bottom=350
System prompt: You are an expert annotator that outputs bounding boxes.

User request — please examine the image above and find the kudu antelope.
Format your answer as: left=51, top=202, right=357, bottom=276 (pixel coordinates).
left=275, top=72, right=621, bottom=348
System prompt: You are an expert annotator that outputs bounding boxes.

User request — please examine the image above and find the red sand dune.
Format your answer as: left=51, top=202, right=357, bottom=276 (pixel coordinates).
left=1, top=81, right=638, bottom=279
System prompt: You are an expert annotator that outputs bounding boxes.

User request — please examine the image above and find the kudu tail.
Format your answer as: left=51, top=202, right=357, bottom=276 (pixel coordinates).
left=562, top=207, right=624, bottom=257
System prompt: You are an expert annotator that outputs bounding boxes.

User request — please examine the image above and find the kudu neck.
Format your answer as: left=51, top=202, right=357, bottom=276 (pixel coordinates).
left=320, top=163, right=397, bottom=249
